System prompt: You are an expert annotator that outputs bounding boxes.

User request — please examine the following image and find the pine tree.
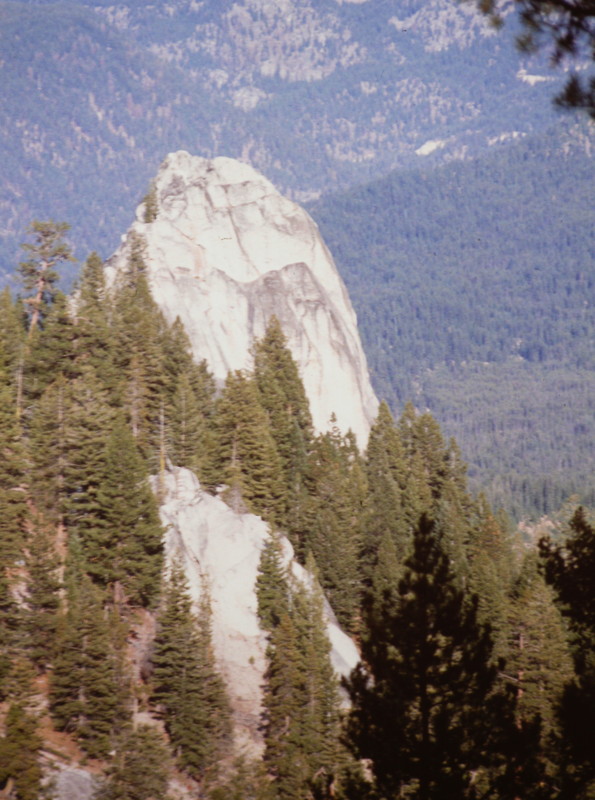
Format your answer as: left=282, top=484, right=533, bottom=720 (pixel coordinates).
left=504, top=554, right=574, bottom=748
left=96, top=725, right=172, bottom=800
left=347, top=514, right=519, bottom=799
left=0, top=358, right=28, bottom=564
left=363, top=401, right=409, bottom=585
left=0, top=702, right=42, bottom=800
left=74, top=251, right=118, bottom=392
left=302, top=425, right=366, bottom=633
left=112, top=233, right=169, bottom=460
left=256, top=531, right=291, bottom=633
left=213, top=370, right=286, bottom=522
left=259, top=556, right=346, bottom=800
left=84, top=416, right=163, bottom=607
left=50, top=567, right=128, bottom=758
left=25, top=519, right=61, bottom=670
left=540, top=507, right=595, bottom=798
left=18, top=219, right=75, bottom=336
left=152, top=561, right=231, bottom=779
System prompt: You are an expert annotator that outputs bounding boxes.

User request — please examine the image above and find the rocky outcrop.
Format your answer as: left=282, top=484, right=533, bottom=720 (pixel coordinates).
left=105, top=152, right=378, bottom=447
left=155, top=466, right=360, bottom=752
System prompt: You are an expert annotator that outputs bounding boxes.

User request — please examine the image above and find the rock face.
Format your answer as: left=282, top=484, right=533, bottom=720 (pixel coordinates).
left=155, top=467, right=360, bottom=751
left=105, top=151, right=378, bottom=447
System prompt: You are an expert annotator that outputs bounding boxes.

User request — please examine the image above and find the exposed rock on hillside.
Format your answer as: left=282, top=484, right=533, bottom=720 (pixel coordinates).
left=105, top=151, right=378, bottom=446
left=155, top=467, right=360, bottom=750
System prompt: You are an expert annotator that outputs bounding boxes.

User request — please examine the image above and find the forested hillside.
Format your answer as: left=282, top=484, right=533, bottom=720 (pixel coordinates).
left=308, top=120, right=595, bottom=518
left=1, top=223, right=595, bottom=799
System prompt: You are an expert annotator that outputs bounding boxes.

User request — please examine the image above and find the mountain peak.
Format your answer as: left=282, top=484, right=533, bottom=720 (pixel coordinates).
left=106, top=152, right=378, bottom=446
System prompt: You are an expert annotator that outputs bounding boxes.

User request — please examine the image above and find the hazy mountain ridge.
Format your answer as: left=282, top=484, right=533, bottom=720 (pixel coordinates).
left=0, top=0, right=563, bottom=278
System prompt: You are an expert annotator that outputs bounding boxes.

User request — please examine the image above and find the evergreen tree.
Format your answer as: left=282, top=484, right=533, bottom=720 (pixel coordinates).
left=25, top=519, right=61, bottom=670
left=213, top=370, right=286, bottom=522
left=259, top=558, right=346, bottom=800
left=85, top=416, right=163, bottom=607
left=256, top=531, right=291, bottom=632
left=347, top=514, right=520, bottom=799
left=50, top=567, right=128, bottom=758
left=0, top=702, right=42, bottom=800
left=112, top=233, right=168, bottom=460
left=74, top=251, right=118, bottom=392
left=18, top=220, right=75, bottom=336
left=302, top=425, right=366, bottom=633
left=0, top=358, right=28, bottom=564
left=363, top=401, right=409, bottom=585
left=96, top=725, right=172, bottom=800
left=253, top=316, right=313, bottom=537
left=540, top=507, right=595, bottom=798
left=503, top=554, right=574, bottom=759
left=152, top=561, right=231, bottom=779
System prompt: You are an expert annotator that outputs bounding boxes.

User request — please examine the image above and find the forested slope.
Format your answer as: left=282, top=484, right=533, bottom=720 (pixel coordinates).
left=308, top=120, right=595, bottom=518
left=2, top=224, right=595, bottom=799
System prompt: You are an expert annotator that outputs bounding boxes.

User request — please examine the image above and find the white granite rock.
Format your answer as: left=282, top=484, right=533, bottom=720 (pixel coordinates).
left=155, top=466, right=360, bottom=749
left=105, top=152, right=378, bottom=447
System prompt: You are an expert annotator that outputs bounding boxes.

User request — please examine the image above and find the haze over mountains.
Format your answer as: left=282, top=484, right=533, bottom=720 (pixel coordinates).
left=1, top=0, right=563, bottom=276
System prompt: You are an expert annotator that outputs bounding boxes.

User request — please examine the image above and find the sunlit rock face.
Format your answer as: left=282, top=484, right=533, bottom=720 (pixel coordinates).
left=155, top=467, right=360, bottom=751
left=105, top=151, right=378, bottom=447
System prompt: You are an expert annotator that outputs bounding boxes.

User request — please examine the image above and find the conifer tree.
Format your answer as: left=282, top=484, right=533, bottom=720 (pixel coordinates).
left=259, top=555, right=346, bottom=799
left=347, top=514, right=519, bottom=799
left=85, top=416, right=163, bottom=608
left=74, top=251, right=118, bottom=392
left=152, top=561, right=231, bottom=779
left=504, top=554, right=574, bottom=751
left=253, top=317, right=313, bottom=537
left=302, top=425, right=366, bottom=633
left=50, top=567, right=128, bottom=758
left=18, top=220, right=75, bottom=336
left=540, top=507, right=595, bottom=798
left=96, top=725, right=172, bottom=800
left=0, top=358, right=28, bottom=564
left=363, top=401, right=409, bottom=585
left=24, top=519, right=61, bottom=670
left=112, top=233, right=168, bottom=460
left=0, top=702, right=43, bottom=800
left=213, top=370, right=286, bottom=522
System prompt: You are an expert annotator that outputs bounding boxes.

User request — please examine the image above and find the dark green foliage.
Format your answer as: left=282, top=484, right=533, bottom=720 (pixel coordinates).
left=259, top=557, right=346, bottom=800
left=540, top=508, right=595, bottom=797
left=86, top=416, right=163, bottom=607
left=50, top=569, right=129, bottom=758
left=303, top=425, right=366, bottom=634
left=25, top=521, right=61, bottom=670
left=0, top=703, right=43, bottom=800
left=19, top=220, right=75, bottom=336
left=503, top=554, right=574, bottom=756
left=256, top=531, right=290, bottom=633
left=213, top=370, right=286, bottom=522
left=112, top=233, right=169, bottom=461
left=152, top=562, right=231, bottom=779
left=0, top=360, right=28, bottom=564
left=347, top=515, right=519, bottom=799
left=74, top=251, right=118, bottom=392
left=253, top=316, right=313, bottom=535
left=96, top=725, right=172, bottom=800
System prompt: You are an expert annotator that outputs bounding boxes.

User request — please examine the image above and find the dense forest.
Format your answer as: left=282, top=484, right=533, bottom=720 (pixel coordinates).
left=1, top=221, right=595, bottom=799
left=308, top=121, right=595, bottom=518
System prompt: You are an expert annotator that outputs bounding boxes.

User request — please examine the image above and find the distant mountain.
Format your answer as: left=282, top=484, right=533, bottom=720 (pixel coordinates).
left=307, top=120, right=595, bottom=518
left=0, top=0, right=563, bottom=281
